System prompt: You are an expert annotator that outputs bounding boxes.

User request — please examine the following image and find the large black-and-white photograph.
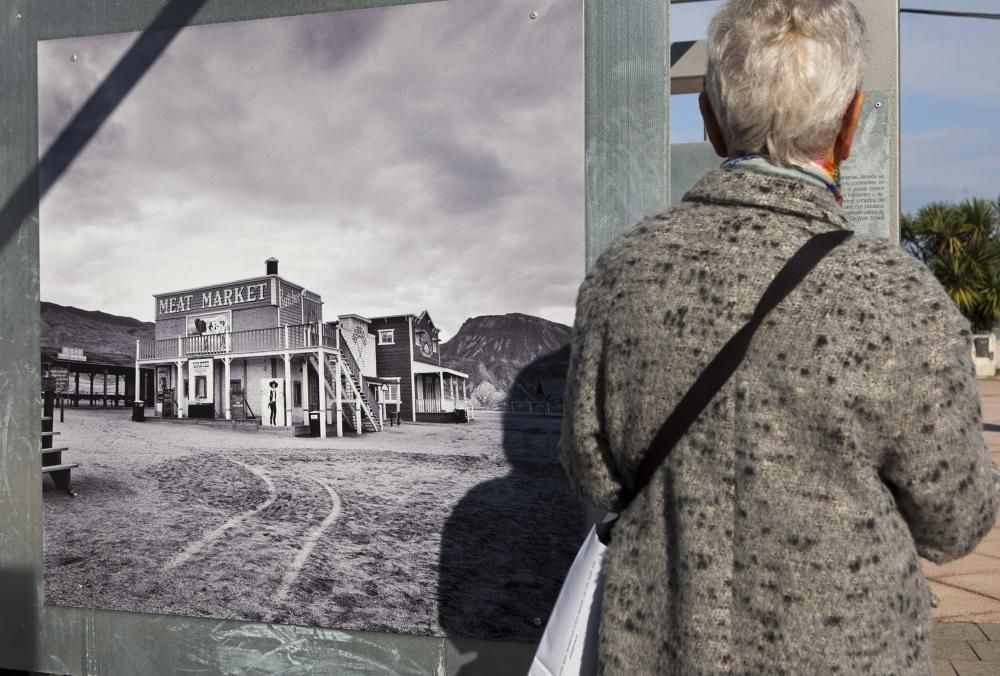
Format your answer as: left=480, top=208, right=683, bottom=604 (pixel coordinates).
left=38, top=0, right=585, bottom=642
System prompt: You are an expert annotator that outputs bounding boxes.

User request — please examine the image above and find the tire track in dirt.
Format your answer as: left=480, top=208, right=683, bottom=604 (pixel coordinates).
left=162, top=459, right=278, bottom=571
left=274, top=472, right=343, bottom=605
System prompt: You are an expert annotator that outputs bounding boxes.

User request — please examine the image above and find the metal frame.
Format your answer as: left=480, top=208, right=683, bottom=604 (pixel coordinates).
left=0, top=1, right=670, bottom=673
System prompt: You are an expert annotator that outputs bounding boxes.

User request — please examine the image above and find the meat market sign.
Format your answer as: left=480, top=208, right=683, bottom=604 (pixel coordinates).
left=156, top=279, right=272, bottom=318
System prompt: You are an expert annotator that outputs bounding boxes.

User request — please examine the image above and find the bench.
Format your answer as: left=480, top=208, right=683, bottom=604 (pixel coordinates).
left=42, top=392, right=77, bottom=496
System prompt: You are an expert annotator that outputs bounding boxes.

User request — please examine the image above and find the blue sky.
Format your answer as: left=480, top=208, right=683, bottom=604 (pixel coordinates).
left=670, top=0, right=1000, bottom=215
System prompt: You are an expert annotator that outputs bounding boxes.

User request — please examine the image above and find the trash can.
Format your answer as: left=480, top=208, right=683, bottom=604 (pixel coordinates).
left=132, top=400, right=145, bottom=422
left=309, top=410, right=321, bottom=437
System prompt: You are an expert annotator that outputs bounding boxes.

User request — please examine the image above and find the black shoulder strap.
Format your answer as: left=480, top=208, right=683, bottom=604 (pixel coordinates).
left=625, top=229, right=852, bottom=501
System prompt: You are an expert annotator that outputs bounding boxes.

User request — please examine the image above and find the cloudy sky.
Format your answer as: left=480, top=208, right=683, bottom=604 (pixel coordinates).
left=38, top=0, right=584, bottom=338
left=41, top=0, right=997, bottom=335
left=671, top=0, right=1000, bottom=215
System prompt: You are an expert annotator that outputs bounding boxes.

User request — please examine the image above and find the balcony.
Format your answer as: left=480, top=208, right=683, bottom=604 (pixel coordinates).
left=415, top=398, right=473, bottom=414
left=137, top=322, right=337, bottom=361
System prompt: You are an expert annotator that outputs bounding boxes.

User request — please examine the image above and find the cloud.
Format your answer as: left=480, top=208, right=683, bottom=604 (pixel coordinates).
left=38, top=0, right=584, bottom=338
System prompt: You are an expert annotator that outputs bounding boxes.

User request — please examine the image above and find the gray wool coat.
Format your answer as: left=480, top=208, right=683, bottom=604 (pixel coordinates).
left=560, top=167, right=1000, bottom=675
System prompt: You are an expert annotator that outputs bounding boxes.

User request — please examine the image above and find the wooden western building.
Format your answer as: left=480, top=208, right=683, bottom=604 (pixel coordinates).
left=135, top=258, right=471, bottom=437
left=368, top=311, right=471, bottom=423
left=42, top=346, right=154, bottom=408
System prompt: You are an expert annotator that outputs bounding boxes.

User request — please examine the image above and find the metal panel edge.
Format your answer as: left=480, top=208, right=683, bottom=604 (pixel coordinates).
left=584, top=0, right=670, bottom=272
left=0, top=1, right=45, bottom=673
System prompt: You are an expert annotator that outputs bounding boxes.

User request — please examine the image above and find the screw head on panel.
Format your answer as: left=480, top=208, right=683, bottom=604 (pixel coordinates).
left=529, top=11, right=539, bottom=20
left=874, top=102, right=882, bottom=108
left=71, top=54, right=78, bottom=62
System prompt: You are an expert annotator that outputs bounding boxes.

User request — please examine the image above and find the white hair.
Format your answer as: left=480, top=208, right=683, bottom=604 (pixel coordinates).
left=704, top=0, right=866, bottom=165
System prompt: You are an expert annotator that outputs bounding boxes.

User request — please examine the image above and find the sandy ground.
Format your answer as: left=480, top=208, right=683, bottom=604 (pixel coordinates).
left=42, top=408, right=585, bottom=641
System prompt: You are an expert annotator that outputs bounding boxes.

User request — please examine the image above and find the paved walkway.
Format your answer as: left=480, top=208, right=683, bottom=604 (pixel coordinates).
left=926, top=378, right=1000, bottom=674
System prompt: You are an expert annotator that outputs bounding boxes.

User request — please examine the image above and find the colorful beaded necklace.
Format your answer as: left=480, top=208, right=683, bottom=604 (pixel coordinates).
left=721, top=155, right=844, bottom=206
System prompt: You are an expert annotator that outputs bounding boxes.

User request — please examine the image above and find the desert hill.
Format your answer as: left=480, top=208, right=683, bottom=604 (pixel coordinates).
left=41, top=301, right=154, bottom=364
left=440, top=313, right=572, bottom=406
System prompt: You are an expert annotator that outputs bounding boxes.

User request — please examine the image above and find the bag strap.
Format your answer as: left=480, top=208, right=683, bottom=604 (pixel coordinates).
left=625, top=229, right=852, bottom=502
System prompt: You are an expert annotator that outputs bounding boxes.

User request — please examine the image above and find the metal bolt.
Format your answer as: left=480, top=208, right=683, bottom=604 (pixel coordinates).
left=529, top=11, right=539, bottom=20
left=874, top=102, right=882, bottom=108
left=534, top=617, right=542, bottom=625
left=70, top=54, right=78, bottom=62
left=16, top=12, right=22, bottom=19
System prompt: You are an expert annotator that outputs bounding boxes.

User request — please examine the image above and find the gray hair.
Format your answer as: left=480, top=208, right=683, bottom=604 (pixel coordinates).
left=705, top=0, right=866, bottom=165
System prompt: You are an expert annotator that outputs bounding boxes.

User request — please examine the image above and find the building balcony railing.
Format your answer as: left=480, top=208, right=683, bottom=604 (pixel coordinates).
left=137, top=322, right=336, bottom=361
left=415, top=398, right=473, bottom=414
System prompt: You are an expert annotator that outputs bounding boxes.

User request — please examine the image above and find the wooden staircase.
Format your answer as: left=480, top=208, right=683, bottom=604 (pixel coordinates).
left=42, top=391, right=78, bottom=496
left=331, top=354, right=380, bottom=433
left=307, top=348, right=381, bottom=434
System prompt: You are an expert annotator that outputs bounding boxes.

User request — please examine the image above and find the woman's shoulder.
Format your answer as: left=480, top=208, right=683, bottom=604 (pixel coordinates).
left=818, top=233, right=971, bottom=336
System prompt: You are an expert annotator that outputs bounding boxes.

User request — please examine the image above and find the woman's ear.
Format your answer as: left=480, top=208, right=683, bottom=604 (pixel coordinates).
left=835, top=90, right=866, bottom=163
left=699, top=92, right=729, bottom=158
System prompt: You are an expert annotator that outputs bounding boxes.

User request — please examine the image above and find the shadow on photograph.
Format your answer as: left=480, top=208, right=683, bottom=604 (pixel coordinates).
left=439, top=347, right=584, bottom=674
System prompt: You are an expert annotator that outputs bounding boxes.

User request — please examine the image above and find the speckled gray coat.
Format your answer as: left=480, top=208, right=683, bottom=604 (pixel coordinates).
left=560, top=168, right=1000, bottom=675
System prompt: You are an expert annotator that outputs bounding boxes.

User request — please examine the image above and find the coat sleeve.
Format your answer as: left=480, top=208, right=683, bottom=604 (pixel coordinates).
left=877, top=270, right=1000, bottom=564
left=559, top=271, right=629, bottom=512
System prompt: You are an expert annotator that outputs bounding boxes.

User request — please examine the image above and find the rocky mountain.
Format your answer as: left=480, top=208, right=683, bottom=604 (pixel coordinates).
left=440, top=313, right=573, bottom=405
left=41, top=301, right=154, bottom=364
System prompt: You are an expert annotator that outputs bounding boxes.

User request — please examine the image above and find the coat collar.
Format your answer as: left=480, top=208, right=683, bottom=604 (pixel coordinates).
left=682, top=167, right=850, bottom=230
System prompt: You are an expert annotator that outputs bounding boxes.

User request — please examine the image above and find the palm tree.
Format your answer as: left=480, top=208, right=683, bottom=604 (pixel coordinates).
left=901, top=198, right=1000, bottom=332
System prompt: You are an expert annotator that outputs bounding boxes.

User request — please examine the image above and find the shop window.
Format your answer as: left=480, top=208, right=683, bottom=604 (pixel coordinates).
left=386, top=384, right=400, bottom=402
left=378, top=329, right=395, bottom=345
left=195, top=376, right=207, bottom=399
left=293, top=380, right=302, bottom=407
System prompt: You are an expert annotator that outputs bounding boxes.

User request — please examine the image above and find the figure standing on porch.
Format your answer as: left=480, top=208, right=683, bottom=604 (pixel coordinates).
left=268, top=380, right=278, bottom=426
left=560, top=1, right=1000, bottom=674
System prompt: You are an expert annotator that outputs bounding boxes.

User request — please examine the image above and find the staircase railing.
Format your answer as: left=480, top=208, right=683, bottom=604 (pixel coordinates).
left=328, top=354, right=380, bottom=431
left=329, top=334, right=380, bottom=432
left=336, top=329, right=365, bottom=393
left=308, top=351, right=380, bottom=433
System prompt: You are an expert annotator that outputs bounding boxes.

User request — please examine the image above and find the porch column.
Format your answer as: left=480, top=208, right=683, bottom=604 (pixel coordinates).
left=300, top=359, right=309, bottom=412
left=115, top=372, right=120, bottom=406
left=223, top=357, right=232, bottom=420
left=103, top=369, right=108, bottom=408
left=317, top=351, right=327, bottom=438
left=410, top=374, right=417, bottom=422
left=439, top=371, right=445, bottom=412
left=88, top=374, right=95, bottom=407
left=283, top=353, right=292, bottom=425
left=135, top=339, right=141, bottom=404
left=175, top=360, right=186, bottom=418
left=74, top=371, right=79, bottom=406
left=334, top=356, right=343, bottom=437
left=462, top=378, right=467, bottom=400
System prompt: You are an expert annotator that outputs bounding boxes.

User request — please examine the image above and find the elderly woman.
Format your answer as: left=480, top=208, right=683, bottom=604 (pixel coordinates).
left=560, top=0, right=1000, bottom=674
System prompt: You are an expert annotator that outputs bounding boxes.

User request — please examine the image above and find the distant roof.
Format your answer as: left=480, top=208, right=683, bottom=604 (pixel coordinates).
left=338, top=314, right=371, bottom=323
left=367, top=310, right=436, bottom=325
left=411, top=361, right=468, bottom=379
left=41, top=347, right=135, bottom=369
